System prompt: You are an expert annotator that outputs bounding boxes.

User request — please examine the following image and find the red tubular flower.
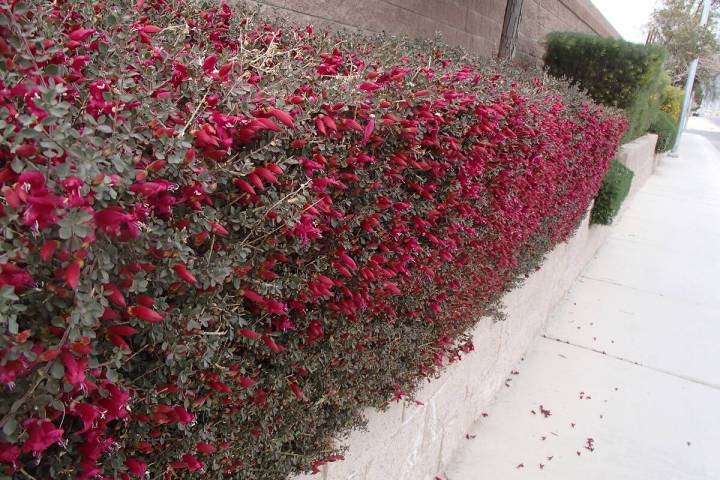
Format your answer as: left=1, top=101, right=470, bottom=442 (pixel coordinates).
left=134, top=294, right=155, bottom=307
left=135, top=441, right=153, bottom=454
left=315, top=115, right=327, bottom=135
left=146, top=159, right=166, bottom=173
left=2, top=186, right=23, bottom=210
left=102, top=307, right=121, bottom=321
left=72, top=403, right=101, bottom=433
left=238, top=328, right=261, bottom=340
left=173, top=406, right=195, bottom=425
left=208, top=381, right=232, bottom=394
left=333, top=262, right=352, bottom=277
left=96, top=382, right=130, bottom=420
left=210, top=221, right=229, bottom=236
left=68, top=28, right=96, bottom=42
left=0, top=442, right=20, bottom=466
left=362, top=114, right=375, bottom=145
left=125, top=458, right=147, bottom=477
left=358, top=81, right=381, bottom=91
left=39, top=349, right=60, bottom=362
left=291, top=214, right=322, bottom=244
left=103, top=283, right=126, bottom=308
left=15, top=329, right=31, bottom=343
left=269, top=108, right=295, bottom=129
left=242, top=289, right=264, bottom=303
left=321, top=114, right=337, bottom=132
left=107, top=325, right=138, bottom=336
left=263, top=299, right=288, bottom=315
left=238, top=375, right=256, bottom=388
left=247, top=172, right=264, bottom=191
left=196, top=442, right=216, bottom=454
left=288, top=380, right=307, bottom=401
left=128, top=180, right=171, bottom=197
left=0, top=263, right=34, bottom=292
left=254, top=167, right=279, bottom=184
left=71, top=337, right=92, bottom=355
left=39, top=240, right=58, bottom=262
left=291, top=138, right=307, bottom=149
left=109, top=335, right=130, bottom=349
left=94, top=207, right=137, bottom=239
left=15, top=144, right=38, bottom=158
left=252, top=117, right=282, bottom=132
left=64, top=261, right=81, bottom=289
left=202, top=54, right=218, bottom=74
left=61, top=351, right=86, bottom=387
left=261, top=335, right=285, bottom=353
left=339, top=253, right=357, bottom=271
left=383, top=280, right=401, bottom=295
left=128, top=305, right=164, bottom=323
left=217, top=61, right=236, bottom=79
left=21, top=419, right=64, bottom=454
left=22, top=193, right=61, bottom=229
left=266, top=163, right=284, bottom=175
left=174, top=262, right=198, bottom=284
left=141, top=24, right=162, bottom=34
left=233, top=178, right=256, bottom=195
left=305, top=320, right=324, bottom=345
left=182, top=454, right=204, bottom=472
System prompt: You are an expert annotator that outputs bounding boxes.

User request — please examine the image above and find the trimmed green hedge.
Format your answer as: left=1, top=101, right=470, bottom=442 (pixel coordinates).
left=650, top=110, right=679, bottom=152
left=590, top=159, right=635, bottom=224
left=544, top=32, right=668, bottom=142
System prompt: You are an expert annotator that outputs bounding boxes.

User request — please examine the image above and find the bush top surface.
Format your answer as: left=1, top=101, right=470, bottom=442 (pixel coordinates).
left=0, top=2, right=625, bottom=478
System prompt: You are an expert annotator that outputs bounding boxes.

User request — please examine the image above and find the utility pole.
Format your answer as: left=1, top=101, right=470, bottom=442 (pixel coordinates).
left=671, top=0, right=712, bottom=155
left=498, top=0, right=524, bottom=60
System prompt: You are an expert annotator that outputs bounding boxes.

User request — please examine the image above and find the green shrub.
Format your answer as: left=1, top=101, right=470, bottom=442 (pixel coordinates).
left=650, top=109, right=679, bottom=152
left=660, top=82, right=684, bottom=122
left=544, top=32, right=668, bottom=142
left=590, top=159, right=635, bottom=224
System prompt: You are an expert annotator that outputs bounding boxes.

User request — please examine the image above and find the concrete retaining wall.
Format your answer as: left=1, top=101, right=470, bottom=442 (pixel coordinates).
left=296, top=133, right=659, bottom=480
left=241, top=0, right=619, bottom=66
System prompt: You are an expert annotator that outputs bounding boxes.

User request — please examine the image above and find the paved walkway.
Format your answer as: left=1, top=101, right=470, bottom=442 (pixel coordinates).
left=444, top=118, right=720, bottom=480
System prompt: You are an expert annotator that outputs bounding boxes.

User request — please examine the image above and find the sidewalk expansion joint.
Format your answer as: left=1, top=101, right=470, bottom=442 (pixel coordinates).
left=541, top=334, right=720, bottom=391
left=578, top=274, right=720, bottom=310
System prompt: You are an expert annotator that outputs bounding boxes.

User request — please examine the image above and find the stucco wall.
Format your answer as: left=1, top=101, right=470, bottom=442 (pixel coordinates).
left=295, top=134, right=659, bottom=480
left=242, top=0, right=619, bottom=65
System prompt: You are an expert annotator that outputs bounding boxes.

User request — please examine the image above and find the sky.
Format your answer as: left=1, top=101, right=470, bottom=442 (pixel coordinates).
left=590, top=0, right=661, bottom=43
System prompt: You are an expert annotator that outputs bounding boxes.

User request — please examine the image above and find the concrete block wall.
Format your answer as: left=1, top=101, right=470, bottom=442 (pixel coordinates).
left=516, top=0, right=620, bottom=65
left=619, top=133, right=660, bottom=199
left=241, top=0, right=619, bottom=66
left=295, top=134, right=659, bottom=480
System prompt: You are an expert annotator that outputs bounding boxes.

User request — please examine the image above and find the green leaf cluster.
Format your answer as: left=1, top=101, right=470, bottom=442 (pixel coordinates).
left=659, top=79, right=684, bottom=122
left=590, top=159, right=635, bottom=225
left=649, top=109, right=680, bottom=152
left=543, top=31, right=668, bottom=142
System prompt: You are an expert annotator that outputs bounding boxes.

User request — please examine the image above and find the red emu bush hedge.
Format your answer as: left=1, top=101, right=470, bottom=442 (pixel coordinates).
left=0, top=0, right=625, bottom=478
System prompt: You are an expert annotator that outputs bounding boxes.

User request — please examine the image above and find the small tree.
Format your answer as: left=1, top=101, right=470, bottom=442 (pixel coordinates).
left=646, top=0, right=720, bottom=113
left=646, top=0, right=720, bottom=85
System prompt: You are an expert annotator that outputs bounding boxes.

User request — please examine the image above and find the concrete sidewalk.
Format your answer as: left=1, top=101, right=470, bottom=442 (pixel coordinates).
left=443, top=118, right=720, bottom=480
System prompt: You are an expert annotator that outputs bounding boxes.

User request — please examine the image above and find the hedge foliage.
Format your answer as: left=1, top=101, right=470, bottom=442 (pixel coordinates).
left=650, top=110, right=679, bottom=153
left=544, top=31, right=667, bottom=141
left=659, top=81, right=684, bottom=122
left=0, top=1, right=626, bottom=478
left=590, top=159, right=635, bottom=224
